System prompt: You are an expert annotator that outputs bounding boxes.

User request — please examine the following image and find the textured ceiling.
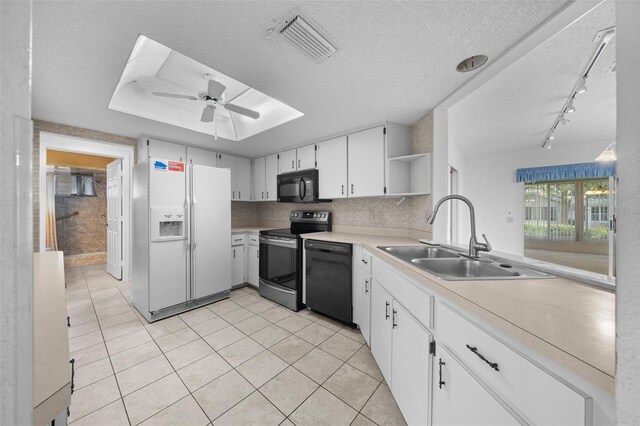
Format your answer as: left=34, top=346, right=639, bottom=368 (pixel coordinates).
left=33, top=0, right=568, bottom=157
left=450, top=0, right=615, bottom=155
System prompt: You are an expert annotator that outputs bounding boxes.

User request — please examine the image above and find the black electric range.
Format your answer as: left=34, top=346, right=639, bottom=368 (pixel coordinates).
left=258, top=210, right=331, bottom=311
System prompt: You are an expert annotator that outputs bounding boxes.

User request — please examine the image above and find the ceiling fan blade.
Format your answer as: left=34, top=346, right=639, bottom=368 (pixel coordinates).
left=151, top=92, right=199, bottom=100
left=224, top=103, right=260, bottom=119
left=201, top=106, right=215, bottom=122
left=207, top=80, right=226, bottom=99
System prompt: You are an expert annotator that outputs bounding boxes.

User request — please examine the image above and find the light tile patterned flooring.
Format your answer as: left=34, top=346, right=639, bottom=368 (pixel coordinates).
left=65, top=264, right=407, bottom=426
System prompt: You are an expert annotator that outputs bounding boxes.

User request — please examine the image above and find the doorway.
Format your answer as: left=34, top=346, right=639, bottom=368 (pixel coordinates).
left=39, top=132, right=133, bottom=281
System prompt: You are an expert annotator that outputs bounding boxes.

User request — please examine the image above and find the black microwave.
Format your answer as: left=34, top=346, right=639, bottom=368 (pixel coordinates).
left=277, top=169, right=321, bottom=203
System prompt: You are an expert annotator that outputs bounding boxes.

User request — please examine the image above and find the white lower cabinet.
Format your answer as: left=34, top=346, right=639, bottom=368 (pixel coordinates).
left=433, top=342, right=521, bottom=426
left=231, top=245, right=245, bottom=286
left=370, top=280, right=393, bottom=383
left=391, top=301, right=432, bottom=426
left=359, top=273, right=371, bottom=346
left=247, top=244, right=259, bottom=287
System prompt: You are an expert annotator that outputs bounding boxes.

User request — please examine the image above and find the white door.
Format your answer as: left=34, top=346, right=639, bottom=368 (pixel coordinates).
left=265, top=154, right=278, bottom=200
left=232, top=246, right=245, bottom=285
left=432, top=343, right=520, bottom=426
left=252, top=157, right=266, bottom=201
left=219, top=154, right=237, bottom=200
left=370, top=280, right=393, bottom=384
left=278, top=149, right=297, bottom=174
left=106, top=159, right=122, bottom=279
left=236, top=157, right=252, bottom=201
left=391, top=301, right=432, bottom=426
left=317, top=136, right=348, bottom=199
left=187, top=147, right=218, bottom=167
left=191, top=165, right=231, bottom=299
left=348, top=126, right=385, bottom=197
left=297, top=144, right=316, bottom=170
left=247, top=244, right=259, bottom=287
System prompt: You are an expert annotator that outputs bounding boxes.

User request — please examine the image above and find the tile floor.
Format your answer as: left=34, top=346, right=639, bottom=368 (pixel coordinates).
left=65, top=264, right=407, bottom=426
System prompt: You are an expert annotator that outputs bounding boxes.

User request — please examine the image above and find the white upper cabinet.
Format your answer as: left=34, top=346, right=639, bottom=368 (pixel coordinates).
left=297, top=144, right=316, bottom=170
left=265, top=154, right=278, bottom=201
left=348, top=126, right=386, bottom=197
left=218, top=154, right=238, bottom=200
left=143, top=138, right=186, bottom=162
left=278, top=149, right=297, bottom=174
left=252, top=157, right=266, bottom=201
left=316, top=136, right=348, bottom=199
left=236, top=157, right=251, bottom=201
left=187, top=147, right=218, bottom=167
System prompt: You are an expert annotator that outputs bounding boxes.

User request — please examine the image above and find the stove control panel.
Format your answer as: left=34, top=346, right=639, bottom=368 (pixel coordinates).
left=290, top=210, right=331, bottom=223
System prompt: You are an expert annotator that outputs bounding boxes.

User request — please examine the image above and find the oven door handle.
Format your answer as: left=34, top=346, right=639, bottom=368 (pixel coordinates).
left=259, top=236, right=298, bottom=249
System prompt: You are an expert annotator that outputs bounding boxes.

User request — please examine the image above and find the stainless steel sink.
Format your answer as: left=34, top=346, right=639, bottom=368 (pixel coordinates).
left=379, top=246, right=460, bottom=261
left=379, top=245, right=554, bottom=281
left=411, top=258, right=520, bottom=280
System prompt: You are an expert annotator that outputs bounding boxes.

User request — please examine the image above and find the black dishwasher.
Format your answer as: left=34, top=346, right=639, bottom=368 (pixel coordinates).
left=304, top=239, right=352, bottom=324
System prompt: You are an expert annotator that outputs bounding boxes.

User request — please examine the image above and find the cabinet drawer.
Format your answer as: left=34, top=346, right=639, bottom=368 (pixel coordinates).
left=437, top=302, right=592, bottom=425
left=247, top=233, right=259, bottom=245
left=373, top=258, right=433, bottom=330
left=231, top=234, right=246, bottom=246
left=360, top=249, right=372, bottom=274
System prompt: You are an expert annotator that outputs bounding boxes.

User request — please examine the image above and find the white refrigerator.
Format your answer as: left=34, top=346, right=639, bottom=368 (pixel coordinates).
left=132, top=157, right=231, bottom=322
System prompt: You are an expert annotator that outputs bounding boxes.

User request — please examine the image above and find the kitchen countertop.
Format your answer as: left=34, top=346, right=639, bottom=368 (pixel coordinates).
left=301, top=231, right=615, bottom=393
left=231, top=226, right=273, bottom=233
left=33, top=251, right=71, bottom=424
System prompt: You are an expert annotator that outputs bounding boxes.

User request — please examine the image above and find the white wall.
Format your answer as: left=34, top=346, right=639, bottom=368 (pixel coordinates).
left=451, top=141, right=606, bottom=256
left=615, top=0, right=640, bottom=423
left=0, top=1, right=33, bottom=425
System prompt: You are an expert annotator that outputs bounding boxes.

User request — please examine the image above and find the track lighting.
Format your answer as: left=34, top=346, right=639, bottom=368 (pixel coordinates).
left=576, top=76, right=587, bottom=94
left=566, top=102, right=576, bottom=113
left=559, top=116, right=569, bottom=125
left=548, top=132, right=555, bottom=140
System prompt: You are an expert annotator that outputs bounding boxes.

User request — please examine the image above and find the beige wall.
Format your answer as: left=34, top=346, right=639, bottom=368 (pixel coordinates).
left=33, top=120, right=137, bottom=251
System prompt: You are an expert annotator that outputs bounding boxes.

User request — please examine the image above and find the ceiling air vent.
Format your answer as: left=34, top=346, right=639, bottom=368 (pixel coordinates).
left=278, top=11, right=338, bottom=63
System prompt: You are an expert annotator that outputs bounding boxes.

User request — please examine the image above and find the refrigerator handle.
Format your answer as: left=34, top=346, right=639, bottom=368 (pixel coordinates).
left=192, top=197, right=198, bottom=249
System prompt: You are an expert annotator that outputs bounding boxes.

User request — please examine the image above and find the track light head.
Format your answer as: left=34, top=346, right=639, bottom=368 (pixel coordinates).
left=566, top=102, right=576, bottom=113
left=576, top=76, right=587, bottom=94
left=559, top=116, right=569, bottom=125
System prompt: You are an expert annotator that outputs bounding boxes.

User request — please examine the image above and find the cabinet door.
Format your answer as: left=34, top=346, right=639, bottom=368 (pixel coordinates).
left=297, top=144, right=316, bottom=170
left=278, top=149, right=297, bottom=174
left=351, top=246, right=362, bottom=327
left=147, top=139, right=186, bottom=162
left=247, top=245, right=259, bottom=287
left=432, top=343, right=520, bottom=426
left=232, top=246, right=246, bottom=286
left=316, top=136, right=348, bottom=199
left=391, top=301, right=432, bottom=426
left=236, top=157, right=252, bottom=201
left=187, top=147, right=218, bottom=167
left=370, top=280, right=393, bottom=384
left=252, top=157, right=266, bottom=201
left=348, top=126, right=385, bottom=197
left=265, top=154, right=278, bottom=200
left=219, top=154, right=237, bottom=200
left=360, top=274, right=371, bottom=346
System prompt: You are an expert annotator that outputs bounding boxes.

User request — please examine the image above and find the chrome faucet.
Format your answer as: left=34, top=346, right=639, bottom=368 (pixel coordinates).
left=427, top=195, right=492, bottom=258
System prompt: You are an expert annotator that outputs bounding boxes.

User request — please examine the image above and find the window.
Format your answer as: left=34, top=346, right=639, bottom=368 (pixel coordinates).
left=524, top=179, right=610, bottom=243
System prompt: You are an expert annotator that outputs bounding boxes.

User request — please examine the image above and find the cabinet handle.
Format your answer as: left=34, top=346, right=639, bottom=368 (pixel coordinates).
left=385, top=301, right=390, bottom=319
left=262, top=191, right=264, bottom=199
left=298, top=159, right=301, bottom=168
left=341, top=184, right=344, bottom=195
left=292, top=160, right=295, bottom=169
left=438, top=358, right=446, bottom=389
left=233, top=249, right=236, bottom=258
left=239, top=191, right=241, bottom=199
left=257, top=249, right=259, bottom=258
left=392, top=309, right=397, bottom=328
left=266, top=191, right=269, bottom=199
left=233, top=190, right=235, bottom=199
left=361, top=259, right=368, bottom=265
left=70, top=358, right=76, bottom=394
left=364, top=279, right=369, bottom=294
left=351, top=183, right=354, bottom=194
left=67, top=316, right=71, bottom=327
left=466, top=344, right=500, bottom=372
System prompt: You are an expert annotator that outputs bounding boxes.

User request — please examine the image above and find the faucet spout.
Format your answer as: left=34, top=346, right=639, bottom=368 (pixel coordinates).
left=426, top=195, right=490, bottom=258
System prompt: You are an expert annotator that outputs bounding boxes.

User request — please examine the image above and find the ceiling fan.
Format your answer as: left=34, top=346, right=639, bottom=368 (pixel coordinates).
left=151, top=74, right=260, bottom=139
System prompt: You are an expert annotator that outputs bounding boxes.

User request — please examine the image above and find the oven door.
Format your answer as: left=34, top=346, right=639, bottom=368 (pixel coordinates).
left=277, top=170, right=318, bottom=203
left=259, top=235, right=299, bottom=290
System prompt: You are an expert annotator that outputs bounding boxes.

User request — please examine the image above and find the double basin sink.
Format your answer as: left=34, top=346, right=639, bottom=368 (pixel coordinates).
left=378, top=245, right=554, bottom=281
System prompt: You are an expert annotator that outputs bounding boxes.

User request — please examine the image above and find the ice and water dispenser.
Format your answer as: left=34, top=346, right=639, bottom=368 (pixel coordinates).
left=151, top=208, right=186, bottom=242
